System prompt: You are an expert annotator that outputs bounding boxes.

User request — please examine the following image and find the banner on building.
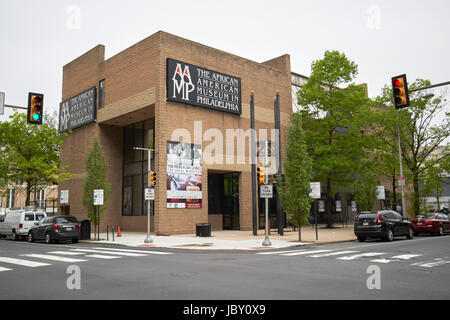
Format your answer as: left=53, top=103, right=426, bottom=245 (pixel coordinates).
left=167, top=141, right=202, bottom=209
left=59, top=86, right=97, bottom=133
left=166, top=58, right=241, bottom=115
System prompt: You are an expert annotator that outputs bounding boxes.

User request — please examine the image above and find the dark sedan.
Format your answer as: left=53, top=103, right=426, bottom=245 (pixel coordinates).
left=28, top=216, right=81, bottom=244
left=354, top=210, right=414, bottom=242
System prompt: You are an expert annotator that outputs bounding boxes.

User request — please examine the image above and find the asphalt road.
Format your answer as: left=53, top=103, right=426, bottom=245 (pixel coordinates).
left=0, top=234, right=449, bottom=300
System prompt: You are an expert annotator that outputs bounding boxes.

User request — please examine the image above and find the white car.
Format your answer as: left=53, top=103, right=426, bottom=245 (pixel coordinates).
left=0, top=210, right=47, bottom=241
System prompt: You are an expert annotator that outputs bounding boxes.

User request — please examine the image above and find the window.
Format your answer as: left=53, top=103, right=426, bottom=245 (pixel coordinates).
left=122, top=119, right=155, bottom=216
left=98, top=79, right=105, bottom=108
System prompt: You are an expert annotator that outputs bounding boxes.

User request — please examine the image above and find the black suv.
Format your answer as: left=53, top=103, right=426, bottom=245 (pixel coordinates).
left=354, top=210, right=414, bottom=242
left=28, top=216, right=80, bottom=244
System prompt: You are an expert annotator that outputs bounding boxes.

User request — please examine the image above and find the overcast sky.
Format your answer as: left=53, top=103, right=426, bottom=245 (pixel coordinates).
left=0, top=0, right=449, bottom=122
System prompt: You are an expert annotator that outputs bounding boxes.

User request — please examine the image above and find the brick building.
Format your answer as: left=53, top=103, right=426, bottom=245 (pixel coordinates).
left=59, top=31, right=293, bottom=235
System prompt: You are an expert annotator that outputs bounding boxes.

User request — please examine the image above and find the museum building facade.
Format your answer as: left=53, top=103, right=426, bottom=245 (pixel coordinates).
left=59, top=30, right=295, bottom=235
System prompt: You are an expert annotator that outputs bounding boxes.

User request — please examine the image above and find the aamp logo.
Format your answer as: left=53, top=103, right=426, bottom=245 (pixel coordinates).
left=172, top=63, right=195, bottom=101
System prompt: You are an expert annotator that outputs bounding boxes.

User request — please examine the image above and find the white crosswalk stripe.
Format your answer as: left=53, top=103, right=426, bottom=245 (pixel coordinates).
left=337, top=252, right=385, bottom=261
left=47, top=251, right=86, bottom=256
left=307, top=250, right=359, bottom=258
left=256, top=248, right=447, bottom=268
left=0, top=257, right=51, bottom=268
left=281, top=250, right=332, bottom=256
left=91, top=247, right=172, bottom=255
left=257, top=249, right=313, bottom=255
left=70, top=248, right=148, bottom=257
left=85, top=254, right=121, bottom=259
left=22, top=254, right=87, bottom=263
left=0, top=266, right=12, bottom=272
left=411, top=259, right=450, bottom=268
left=371, top=254, right=422, bottom=264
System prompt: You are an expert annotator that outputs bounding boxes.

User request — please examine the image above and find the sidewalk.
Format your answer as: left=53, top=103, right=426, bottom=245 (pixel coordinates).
left=85, top=225, right=356, bottom=251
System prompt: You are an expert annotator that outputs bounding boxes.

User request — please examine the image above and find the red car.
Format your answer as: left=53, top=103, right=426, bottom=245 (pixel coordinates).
left=411, top=213, right=450, bottom=236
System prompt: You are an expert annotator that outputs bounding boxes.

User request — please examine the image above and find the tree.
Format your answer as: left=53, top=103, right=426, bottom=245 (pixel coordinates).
left=297, top=50, right=376, bottom=227
left=375, top=79, right=450, bottom=216
left=0, top=111, right=71, bottom=205
left=276, top=112, right=313, bottom=241
left=82, top=137, right=110, bottom=232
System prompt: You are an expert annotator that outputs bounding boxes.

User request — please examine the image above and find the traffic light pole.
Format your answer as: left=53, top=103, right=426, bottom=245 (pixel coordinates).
left=397, top=126, right=406, bottom=217
left=262, top=140, right=272, bottom=247
left=134, top=146, right=155, bottom=244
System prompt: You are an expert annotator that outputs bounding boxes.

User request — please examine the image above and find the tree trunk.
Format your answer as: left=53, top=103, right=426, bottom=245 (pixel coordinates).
left=298, top=226, right=302, bottom=241
left=326, top=177, right=333, bottom=228
left=25, top=182, right=31, bottom=207
left=413, top=175, right=420, bottom=216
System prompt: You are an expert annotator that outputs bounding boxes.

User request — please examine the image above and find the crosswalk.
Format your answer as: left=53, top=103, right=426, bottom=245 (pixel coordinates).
left=257, top=247, right=450, bottom=268
left=0, top=247, right=173, bottom=273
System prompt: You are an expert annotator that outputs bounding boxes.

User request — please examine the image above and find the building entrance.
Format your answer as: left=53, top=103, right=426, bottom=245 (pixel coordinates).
left=208, top=172, right=240, bottom=230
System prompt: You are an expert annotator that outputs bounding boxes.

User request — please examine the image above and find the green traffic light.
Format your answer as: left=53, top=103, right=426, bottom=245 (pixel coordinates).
left=33, top=113, right=40, bottom=121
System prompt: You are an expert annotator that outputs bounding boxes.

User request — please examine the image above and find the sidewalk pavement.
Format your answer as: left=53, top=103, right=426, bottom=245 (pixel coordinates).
left=85, top=225, right=357, bottom=251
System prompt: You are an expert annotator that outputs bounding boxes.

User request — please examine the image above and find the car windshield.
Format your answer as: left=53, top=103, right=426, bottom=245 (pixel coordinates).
left=56, top=217, right=78, bottom=223
left=416, top=214, right=435, bottom=219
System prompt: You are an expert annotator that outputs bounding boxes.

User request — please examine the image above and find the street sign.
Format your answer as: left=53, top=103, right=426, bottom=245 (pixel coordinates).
left=260, top=185, right=273, bottom=198
left=0, top=92, right=4, bottom=115
left=93, top=189, right=104, bottom=206
left=145, top=188, right=155, bottom=200
left=398, top=177, right=405, bottom=187
left=60, top=190, right=69, bottom=204
left=376, top=186, right=385, bottom=200
left=310, top=182, right=321, bottom=199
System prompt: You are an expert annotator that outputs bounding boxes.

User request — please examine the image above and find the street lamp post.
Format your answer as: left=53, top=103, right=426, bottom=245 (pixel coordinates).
left=133, top=146, right=155, bottom=244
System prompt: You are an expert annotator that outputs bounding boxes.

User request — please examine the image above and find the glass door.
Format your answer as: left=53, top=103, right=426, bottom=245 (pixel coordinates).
left=223, top=173, right=240, bottom=230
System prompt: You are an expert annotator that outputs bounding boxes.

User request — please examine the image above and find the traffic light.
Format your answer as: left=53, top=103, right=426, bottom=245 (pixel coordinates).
left=257, top=166, right=265, bottom=184
left=391, top=74, right=410, bottom=109
left=27, top=92, right=44, bottom=124
left=149, top=171, right=156, bottom=187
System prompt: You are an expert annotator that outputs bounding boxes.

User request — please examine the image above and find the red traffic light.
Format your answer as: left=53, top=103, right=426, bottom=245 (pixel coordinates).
left=391, top=74, right=409, bottom=110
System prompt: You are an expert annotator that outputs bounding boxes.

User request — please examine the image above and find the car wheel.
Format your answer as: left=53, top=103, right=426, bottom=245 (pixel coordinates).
left=357, top=236, right=365, bottom=242
left=28, top=232, right=34, bottom=243
left=45, top=232, right=52, bottom=244
left=406, top=227, right=414, bottom=240
left=438, top=225, right=444, bottom=236
left=72, top=238, right=79, bottom=244
left=385, top=229, right=394, bottom=242
left=12, top=230, right=18, bottom=241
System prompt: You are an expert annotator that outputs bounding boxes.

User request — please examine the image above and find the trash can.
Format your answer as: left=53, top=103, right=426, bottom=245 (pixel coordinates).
left=196, top=223, right=211, bottom=237
left=79, top=219, right=91, bottom=240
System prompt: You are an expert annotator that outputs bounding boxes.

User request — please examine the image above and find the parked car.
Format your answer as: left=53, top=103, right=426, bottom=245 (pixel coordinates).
left=28, top=215, right=80, bottom=244
left=410, top=213, right=450, bottom=236
left=354, top=210, right=414, bottom=242
left=0, top=210, right=47, bottom=240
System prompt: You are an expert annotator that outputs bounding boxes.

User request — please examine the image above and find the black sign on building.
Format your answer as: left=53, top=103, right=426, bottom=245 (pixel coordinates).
left=59, top=86, right=97, bottom=133
left=166, top=58, right=242, bottom=115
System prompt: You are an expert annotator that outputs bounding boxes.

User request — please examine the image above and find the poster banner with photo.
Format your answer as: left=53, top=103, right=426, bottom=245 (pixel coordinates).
left=167, top=141, right=202, bottom=209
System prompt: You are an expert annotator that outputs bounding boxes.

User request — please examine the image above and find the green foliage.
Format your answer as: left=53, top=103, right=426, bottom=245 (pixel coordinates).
left=82, top=137, right=110, bottom=226
left=0, top=111, right=71, bottom=203
left=297, top=50, right=377, bottom=225
left=276, top=112, right=313, bottom=233
left=375, top=79, right=450, bottom=216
